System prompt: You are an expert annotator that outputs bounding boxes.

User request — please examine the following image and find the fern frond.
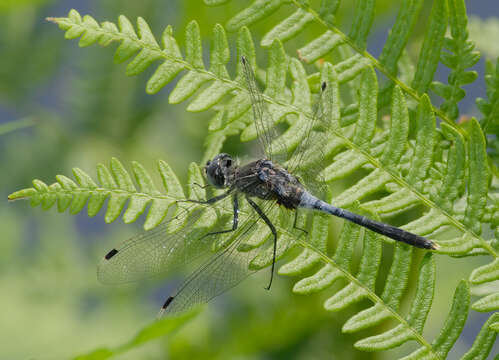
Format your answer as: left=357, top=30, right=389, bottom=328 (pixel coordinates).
left=430, top=0, right=480, bottom=120
left=251, top=60, right=496, bottom=356
left=476, top=57, right=499, bottom=136
left=354, top=253, right=435, bottom=351
left=260, top=8, right=315, bottom=48
left=400, top=280, right=470, bottom=359
left=283, top=218, right=446, bottom=356
left=48, top=11, right=208, bottom=96
left=9, top=158, right=189, bottom=231
left=225, top=0, right=283, bottom=33
left=378, top=0, right=424, bottom=75
left=280, top=204, right=438, bottom=353
left=461, top=312, right=499, bottom=360
left=25, top=9, right=498, bottom=358
left=470, top=257, right=499, bottom=313
left=411, top=0, right=448, bottom=95
left=213, top=0, right=460, bottom=129
left=348, top=0, right=375, bottom=50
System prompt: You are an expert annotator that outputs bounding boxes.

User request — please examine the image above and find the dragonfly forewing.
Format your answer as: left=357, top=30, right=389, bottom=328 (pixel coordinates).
left=97, top=202, right=232, bottom=285
left=242, top=56, right=289, bottom=164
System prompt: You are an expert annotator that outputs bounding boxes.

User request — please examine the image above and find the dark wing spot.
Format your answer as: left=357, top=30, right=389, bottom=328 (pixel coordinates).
left=162, top=296, right=175, bottom=309
left=104, top=248, right=118, bottom=260
left=321, top=81, right=327, bottom=91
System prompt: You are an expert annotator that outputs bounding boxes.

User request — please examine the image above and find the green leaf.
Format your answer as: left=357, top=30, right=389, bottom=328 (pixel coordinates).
left=225, top=0, right=285, bottom=32
left=297, top=31, right=343, bottom=63
left=461, top=313, right=499, bottom=360
left=380, top=86, right=409, bottom=169
left=354, top=254, right=435, bottom=351
left=324, top=228, right=382, bottom=312
left=431, top=280, right=470, bottom=358
left=343, top=244, right=413, bottom=333
left=464, top=119, right=489, bottom=235
left=406, top=94, right=436, bottom=190
left=146, top=26, right=185, bottom=94
left=431, top=124, right=466, bottom=212
left=472, top=292, right=499, bottom=312
left=470, top=259, right=499, bottom=285
left=74, top=311, right=197, bottom=360
left=411, top=0, right=448, bottom=94
left=353, top=66, right=377, bottom=151
left=431, top=0, right=480, bottom=120
left=292, top=210, right=361, bottom=294
left=348, top=0, right=375, bottom=49
left=8, top=159, right=190, bottom=231
left=401, top=280, right=470, bottom=359
left=261, top=8, right=314, bottom=47
left=379, top=0, right=424, bottom=74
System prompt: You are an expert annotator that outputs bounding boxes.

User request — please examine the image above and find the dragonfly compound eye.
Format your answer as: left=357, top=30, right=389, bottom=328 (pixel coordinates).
left=205, top=160, right=227, bottom=188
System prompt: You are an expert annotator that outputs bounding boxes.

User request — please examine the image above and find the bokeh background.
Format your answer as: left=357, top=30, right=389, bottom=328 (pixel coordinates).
left=1, top=0, right=498, bottom=359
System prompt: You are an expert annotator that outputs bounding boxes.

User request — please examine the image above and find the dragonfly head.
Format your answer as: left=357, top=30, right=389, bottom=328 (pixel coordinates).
left=204, top=153, right=234, bottom=188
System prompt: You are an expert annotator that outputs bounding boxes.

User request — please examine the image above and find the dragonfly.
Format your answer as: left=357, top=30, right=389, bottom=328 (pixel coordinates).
left=98, top=56, right=438, bottom=316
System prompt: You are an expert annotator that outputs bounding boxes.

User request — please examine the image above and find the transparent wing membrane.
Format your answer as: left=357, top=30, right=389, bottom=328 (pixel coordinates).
left=286, top=81, right=331, bottom=199
left=160, top=196, right=283, bottom=316
left=98, top=202, right=230, bottom=285
left=241, top=56, right=288, bottom=163
left=242, top=55, right=331, bottom=200
left=160, top=212, right=262, bottom=315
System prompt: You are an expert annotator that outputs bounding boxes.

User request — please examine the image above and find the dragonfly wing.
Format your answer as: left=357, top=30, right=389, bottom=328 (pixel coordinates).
left=97, top=207, right=217, bottom=285
left=161, top=199, right=282, bottom=316
left=241, top=56, right=289, bottom=163
left=161, top=235, right=260, bottom=315
left=286, top=81, right=332, bottom=200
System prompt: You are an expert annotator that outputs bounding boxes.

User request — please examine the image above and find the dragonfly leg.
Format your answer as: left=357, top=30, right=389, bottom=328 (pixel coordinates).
left=190, top=182, right=210, bottom=190
left=180, top=188, right=232, bottom=205
left=293, top=210, right=308, bottom=235
left=202, top=195, right=239, bottom=238
left=246, top=196, right=277, bottom=290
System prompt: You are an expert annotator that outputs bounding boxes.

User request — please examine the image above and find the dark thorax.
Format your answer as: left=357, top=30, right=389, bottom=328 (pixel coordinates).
left=204, top=153, right=305, bottom=209
left=235, top=159, right=305, bottom=209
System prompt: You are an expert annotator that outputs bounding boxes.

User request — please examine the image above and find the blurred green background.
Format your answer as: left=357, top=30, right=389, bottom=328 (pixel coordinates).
left=1, top=0, right=498, bottom=359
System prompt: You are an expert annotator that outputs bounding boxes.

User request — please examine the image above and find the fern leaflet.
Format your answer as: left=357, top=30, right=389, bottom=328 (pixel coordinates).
left=430, top=0, right=480, bottom=120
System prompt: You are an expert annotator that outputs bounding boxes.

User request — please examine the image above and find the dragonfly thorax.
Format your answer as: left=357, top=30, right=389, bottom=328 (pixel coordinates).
left=204, top=153, right=236, bottom=188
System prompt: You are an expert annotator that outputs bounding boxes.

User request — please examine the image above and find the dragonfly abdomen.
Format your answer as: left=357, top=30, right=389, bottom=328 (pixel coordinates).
left=299, top=191, right=438, bottom=250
